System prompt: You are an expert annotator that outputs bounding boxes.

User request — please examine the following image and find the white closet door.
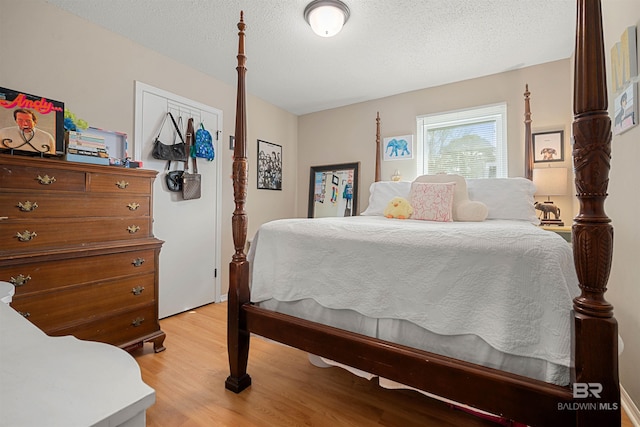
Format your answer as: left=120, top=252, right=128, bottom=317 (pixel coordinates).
left=134, top=82, right=222, bottom=318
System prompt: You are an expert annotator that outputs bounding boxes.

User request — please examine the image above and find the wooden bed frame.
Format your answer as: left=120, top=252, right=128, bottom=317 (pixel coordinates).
left=226, top=2, right=620, bottom=425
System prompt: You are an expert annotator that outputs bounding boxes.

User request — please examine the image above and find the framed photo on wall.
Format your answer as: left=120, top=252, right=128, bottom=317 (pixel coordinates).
left=257, top=139, right=282, bottom=190
left=0, top=87, right=65, bottom=156
left=533, top=130, right=564, bottom=163
left=308, top=162, right=359, bottom=218
left=613, top=82, right=637, bottom=135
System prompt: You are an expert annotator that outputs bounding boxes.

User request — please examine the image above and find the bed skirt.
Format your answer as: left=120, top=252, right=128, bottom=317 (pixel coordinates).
left=257, top=298, right=570, bottom=385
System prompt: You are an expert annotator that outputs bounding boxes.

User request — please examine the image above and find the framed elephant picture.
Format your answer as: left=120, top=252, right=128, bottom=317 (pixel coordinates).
left=533, top=131, right=564, bottom=163
left=383, top=135, right=413, bottom=160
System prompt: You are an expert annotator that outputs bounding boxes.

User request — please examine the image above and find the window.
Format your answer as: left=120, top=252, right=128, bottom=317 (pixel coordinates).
left=417, top=103, right=508, bottom=178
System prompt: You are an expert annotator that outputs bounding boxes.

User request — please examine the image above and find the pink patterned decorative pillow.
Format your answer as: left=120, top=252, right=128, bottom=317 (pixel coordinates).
left=409, top=182, right=456, bottom=222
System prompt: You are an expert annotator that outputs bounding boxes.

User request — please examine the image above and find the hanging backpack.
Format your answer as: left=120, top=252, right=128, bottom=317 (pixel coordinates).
left=192, top=122, right=215, bottom=161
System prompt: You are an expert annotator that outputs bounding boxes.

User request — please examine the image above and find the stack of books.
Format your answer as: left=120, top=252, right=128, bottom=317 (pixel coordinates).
left=65, top=131, right=110, bottom=165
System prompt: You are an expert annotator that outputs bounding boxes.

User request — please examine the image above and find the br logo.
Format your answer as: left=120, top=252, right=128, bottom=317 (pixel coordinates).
left=573, top=383, right=603, bottom=399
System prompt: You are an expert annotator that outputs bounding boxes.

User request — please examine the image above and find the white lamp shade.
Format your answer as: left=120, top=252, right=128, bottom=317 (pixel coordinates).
left=533, top=167, right=568, bottom=196
left=308, top=5, right=345, bottom=37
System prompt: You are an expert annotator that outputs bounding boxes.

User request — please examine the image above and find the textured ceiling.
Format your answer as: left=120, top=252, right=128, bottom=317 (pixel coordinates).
left=46, top=0, right=577, bottom=115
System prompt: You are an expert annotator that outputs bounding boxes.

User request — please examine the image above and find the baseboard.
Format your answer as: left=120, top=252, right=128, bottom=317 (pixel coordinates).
left=622, top=385, right=640, bottom=427
left=220, top=293, right=228, bottom=303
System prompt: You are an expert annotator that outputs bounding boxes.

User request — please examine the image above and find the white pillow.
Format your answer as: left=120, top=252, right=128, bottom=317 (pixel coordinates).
left=467, top=178, right=538, bottom=223
left=361, top=181, right=411, bottom=216
left=457, top=200, right=490, bottom=222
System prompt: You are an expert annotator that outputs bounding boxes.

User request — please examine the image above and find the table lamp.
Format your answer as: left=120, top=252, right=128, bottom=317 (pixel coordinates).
left=532, top=167, right=567, bottom=226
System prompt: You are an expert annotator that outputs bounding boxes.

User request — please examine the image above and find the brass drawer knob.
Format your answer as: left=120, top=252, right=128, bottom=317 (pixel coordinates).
left=132, top=258, right=145, bottom=267
left=16, top=230, right=37, bottom=242
left=131, top=317, right=145, bottom=327
left=127, top=202, right=140, bottom=211
left=17, top=201, right=38, bottom=212
left=127, top=225, right=140, bottom=234
left=10, top=274, right=31, bottom=286
left=36, top=175, right=56, bottom=185
left=116, top=180, right=129, bottom=189
left=132, top=286, right=145, bottom=296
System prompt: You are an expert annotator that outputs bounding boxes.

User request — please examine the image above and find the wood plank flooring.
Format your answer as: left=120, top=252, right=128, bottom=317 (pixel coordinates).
left=132, top=302, right=633, bottom=427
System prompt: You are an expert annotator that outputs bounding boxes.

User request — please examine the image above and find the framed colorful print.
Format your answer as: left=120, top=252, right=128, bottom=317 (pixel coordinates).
left=0, top=87, right=65, bottom=156
left=383, top=135, right=413, bottom=160
left=613, top=83, right=637, bottom=135
left=308, top=162, right=359, bottom=218
left=533, top=130, right=564, bottom=163
left=257, top=139, right=282, bottom=190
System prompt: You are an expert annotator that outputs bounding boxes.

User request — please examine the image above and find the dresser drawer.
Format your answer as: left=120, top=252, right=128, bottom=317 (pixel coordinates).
left=89, top=173, right=152, bottom=194
left=0, top=193, right=151, bottom=218
left=2, top=248, right=157, bottom=296
left=11, top=273, right=156, bottom=331
left=0, top=163, right=86, bottom=191
left=49, top=304, right=159, bottom=347
left=1, top=217, right=152, bottom=252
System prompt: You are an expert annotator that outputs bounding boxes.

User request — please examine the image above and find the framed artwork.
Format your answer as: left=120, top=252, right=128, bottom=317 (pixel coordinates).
left=533, top=130, right=564, bottom=163
left=0, top=87, right=65, bottom=156
left=383, top=134, right=413, bottom=160
left=613, top=82, right=637, bottom=135
left=308, top=162, right=359, bottom=218
left=257, top=139, right=282, bottom=190
left=610, top=26, right=637, bottom=93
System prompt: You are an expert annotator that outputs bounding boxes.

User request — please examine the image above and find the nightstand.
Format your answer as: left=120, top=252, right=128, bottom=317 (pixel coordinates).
left=541, top=225, right=572, bottom=243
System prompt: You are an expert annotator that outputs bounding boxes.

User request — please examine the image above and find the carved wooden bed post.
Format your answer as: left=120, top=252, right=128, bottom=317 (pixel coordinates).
left=572, top=0, right=620, bottom=424
left=524, top=84, right=533, bottom=180
left=226, top=11, right=252, bottom=393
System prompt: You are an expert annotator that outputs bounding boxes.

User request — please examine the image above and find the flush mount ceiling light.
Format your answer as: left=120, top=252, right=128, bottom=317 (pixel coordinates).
left=304, top=0, right=350, bottom=38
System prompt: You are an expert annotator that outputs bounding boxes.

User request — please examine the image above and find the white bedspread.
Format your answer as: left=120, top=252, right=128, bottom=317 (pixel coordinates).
left=249, top=216, right=580, bottom=367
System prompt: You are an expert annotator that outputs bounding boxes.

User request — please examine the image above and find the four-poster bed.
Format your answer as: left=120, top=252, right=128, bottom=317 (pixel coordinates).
left=226, top=2, right=620, bottom=426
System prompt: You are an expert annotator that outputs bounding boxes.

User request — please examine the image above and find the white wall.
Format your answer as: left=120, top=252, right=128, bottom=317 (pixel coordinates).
left=602, top=0, right=640, bottom=410
left=0, top=0, right=298, bottom=297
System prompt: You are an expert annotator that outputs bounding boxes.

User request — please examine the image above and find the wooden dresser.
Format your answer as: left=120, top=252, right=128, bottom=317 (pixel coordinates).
left=0, top=154, right=165, bottom=352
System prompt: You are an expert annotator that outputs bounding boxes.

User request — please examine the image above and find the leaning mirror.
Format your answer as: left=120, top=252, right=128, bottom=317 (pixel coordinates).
left=308, top=162, right=359, bottom=218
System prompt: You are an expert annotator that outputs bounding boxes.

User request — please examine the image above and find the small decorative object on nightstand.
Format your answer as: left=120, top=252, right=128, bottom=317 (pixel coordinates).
left=533, top=167, right=567, bottom=226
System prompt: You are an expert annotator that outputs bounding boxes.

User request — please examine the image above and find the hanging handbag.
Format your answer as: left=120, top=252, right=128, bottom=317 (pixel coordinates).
left=165, top=161, right=184, bottom=192
left=182, top=118, right=202, bottom=200
left=152, top=112, right=187, bottom=161
left=193, top=122, right=215, bottom=161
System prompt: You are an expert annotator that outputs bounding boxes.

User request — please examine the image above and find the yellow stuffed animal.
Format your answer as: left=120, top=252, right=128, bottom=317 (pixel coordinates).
left=383, top=197, right=413, bottom=219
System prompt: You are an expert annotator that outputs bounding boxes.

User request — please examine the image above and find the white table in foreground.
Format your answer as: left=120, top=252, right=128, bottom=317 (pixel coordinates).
left=0, top=301, right=155, bottom=427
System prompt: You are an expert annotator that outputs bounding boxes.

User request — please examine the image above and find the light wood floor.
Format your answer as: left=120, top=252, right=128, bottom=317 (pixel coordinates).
left=132, top=302, right=633, bottom=427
